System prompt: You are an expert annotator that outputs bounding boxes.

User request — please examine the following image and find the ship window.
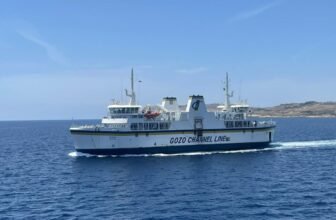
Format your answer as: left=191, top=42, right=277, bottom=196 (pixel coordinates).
left=111, top=108, right=120, bottom=114
left=225, top=121, right=234, bottom=128
left=131, top=123, right=138, bottom=130
left=109, top=123, right=127, bottom=128
left=160, top=122, right=170, bottom=130
left=138, top=123, right=144, bottom=130
left=149, top=123, right=158, bottom=130
left=144, top=123, right=149, bottom=130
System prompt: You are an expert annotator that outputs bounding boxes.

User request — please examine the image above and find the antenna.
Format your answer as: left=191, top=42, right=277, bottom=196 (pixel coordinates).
left=125, top=68, right=136, bottom=105
left=224, top=72, right=233, bottom=109
left=137, top=78, right=142, bottom=105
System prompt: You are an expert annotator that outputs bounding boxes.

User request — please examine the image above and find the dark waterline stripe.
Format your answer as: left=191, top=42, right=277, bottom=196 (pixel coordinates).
left=76, top=142, right=271, bottom=155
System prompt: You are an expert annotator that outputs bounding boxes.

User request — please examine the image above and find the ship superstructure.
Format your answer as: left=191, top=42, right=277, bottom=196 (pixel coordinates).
left=70, top=71, right=276, bottom=155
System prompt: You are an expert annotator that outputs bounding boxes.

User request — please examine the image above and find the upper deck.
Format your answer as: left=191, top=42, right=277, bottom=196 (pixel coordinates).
left=70, top=71, right=276, bottom=133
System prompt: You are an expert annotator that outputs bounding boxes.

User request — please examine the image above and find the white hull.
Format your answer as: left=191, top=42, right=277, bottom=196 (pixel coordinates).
left=71, top=127, right=275, bottom=155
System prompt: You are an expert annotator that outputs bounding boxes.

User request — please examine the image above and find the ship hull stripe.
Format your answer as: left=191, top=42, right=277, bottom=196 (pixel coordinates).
left=76, top=142, right=271, bottom=155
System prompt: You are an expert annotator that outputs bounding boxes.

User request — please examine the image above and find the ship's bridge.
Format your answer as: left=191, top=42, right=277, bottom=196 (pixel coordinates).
left=108, top=105, right=142, bottom=115
left=102, top=105, right=143, bottom=126
left=216, top=103, right=251, bottom=121
left=217, top=104, right=249, bottom=112
left=230, top=104, right=250, bottom=113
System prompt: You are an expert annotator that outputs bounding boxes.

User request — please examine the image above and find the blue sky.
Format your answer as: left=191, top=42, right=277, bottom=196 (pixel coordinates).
left=0, top=0, right=336, bottom=120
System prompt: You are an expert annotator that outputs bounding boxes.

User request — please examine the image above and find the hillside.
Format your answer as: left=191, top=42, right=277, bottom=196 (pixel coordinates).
left=251, top=101, right=336, bottom=117
left=180, top=101, right=336, bottom=117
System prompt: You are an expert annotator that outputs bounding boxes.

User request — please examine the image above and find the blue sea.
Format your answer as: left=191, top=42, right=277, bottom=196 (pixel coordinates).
left=1, top=118, right=336, bottom=219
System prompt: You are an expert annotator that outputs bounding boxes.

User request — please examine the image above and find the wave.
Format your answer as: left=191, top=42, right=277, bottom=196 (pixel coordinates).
left=68, top=139, right=336, bottom=158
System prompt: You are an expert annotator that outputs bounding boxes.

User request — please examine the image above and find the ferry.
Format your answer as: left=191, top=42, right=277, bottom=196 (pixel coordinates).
left=70, top=70, right=276, bottom=155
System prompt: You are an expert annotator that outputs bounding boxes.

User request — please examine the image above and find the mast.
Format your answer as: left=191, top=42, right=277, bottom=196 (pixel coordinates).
left=224, top=72, right=233, bottom=109
left=125, top=68, right=136, bottom=105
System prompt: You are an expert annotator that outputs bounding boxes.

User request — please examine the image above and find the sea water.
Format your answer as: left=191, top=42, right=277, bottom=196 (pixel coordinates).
left=1, top=118, right=336, bottom=219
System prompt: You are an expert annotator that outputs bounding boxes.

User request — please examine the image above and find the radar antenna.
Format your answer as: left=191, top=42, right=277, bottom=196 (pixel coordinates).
left=224, top=72, right=234, bottom=109
left=125, top=68, right=136, bottom=105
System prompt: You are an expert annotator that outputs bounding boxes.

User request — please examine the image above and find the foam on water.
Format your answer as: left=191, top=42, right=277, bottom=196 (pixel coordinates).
left=274, top=139, right=336, bottom=148
left=68, top=151, right=95, bottom=158
left=68, top=139, right=336, bottom=158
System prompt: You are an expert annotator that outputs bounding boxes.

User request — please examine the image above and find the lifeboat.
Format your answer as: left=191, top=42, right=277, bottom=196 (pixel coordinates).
left=144, top=111, right=160, bottom=119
